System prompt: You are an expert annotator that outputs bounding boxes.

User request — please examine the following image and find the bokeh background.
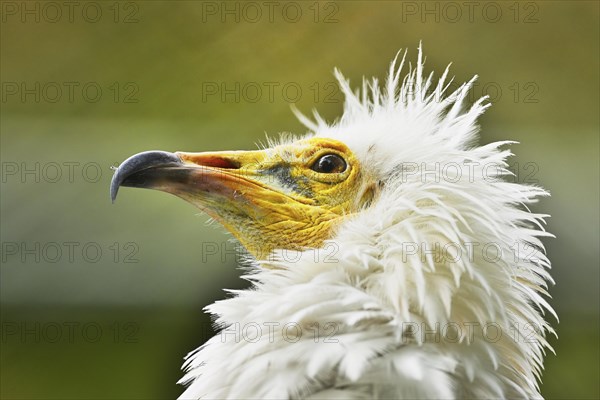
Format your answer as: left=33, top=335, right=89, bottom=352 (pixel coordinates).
left=1, top=1, right=598, bottom=398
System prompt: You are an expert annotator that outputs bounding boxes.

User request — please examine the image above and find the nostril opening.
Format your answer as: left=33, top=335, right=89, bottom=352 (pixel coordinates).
left=200, top=157, right=240, bottom=169
left=176, top=152, right=243, bottom=169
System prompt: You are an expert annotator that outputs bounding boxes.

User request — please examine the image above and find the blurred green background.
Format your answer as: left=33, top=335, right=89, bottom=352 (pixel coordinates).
left=1, top=1, right=598, bottom=399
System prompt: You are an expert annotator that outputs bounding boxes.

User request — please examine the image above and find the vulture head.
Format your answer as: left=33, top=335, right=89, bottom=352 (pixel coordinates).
left=112, top=136, right=368, bottom=259
left=111, top=46, right=555, bottom=399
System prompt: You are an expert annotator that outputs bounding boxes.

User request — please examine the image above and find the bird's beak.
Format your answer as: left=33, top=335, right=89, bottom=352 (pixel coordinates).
left=111, top=148, right=274, bottom=204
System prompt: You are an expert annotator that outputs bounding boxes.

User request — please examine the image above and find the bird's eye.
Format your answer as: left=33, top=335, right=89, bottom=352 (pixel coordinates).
left=310, top=154, right=347, bottom=174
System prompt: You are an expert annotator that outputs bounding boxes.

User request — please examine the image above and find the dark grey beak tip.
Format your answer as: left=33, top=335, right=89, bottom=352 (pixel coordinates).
left=110, top=150, right=182, bottom=203
left=109, top=171, right=120, bottom=204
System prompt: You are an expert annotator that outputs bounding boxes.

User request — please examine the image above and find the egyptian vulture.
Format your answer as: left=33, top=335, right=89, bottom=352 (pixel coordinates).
left=111, top=47, right=555, bottom=399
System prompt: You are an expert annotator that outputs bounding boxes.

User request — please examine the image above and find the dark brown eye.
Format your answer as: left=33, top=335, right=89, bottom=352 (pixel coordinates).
left=310, top=154, right=347, bottom=174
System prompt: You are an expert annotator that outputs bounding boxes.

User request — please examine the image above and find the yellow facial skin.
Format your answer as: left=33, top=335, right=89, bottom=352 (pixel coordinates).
left=170, top=138, right=374, bottom=259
